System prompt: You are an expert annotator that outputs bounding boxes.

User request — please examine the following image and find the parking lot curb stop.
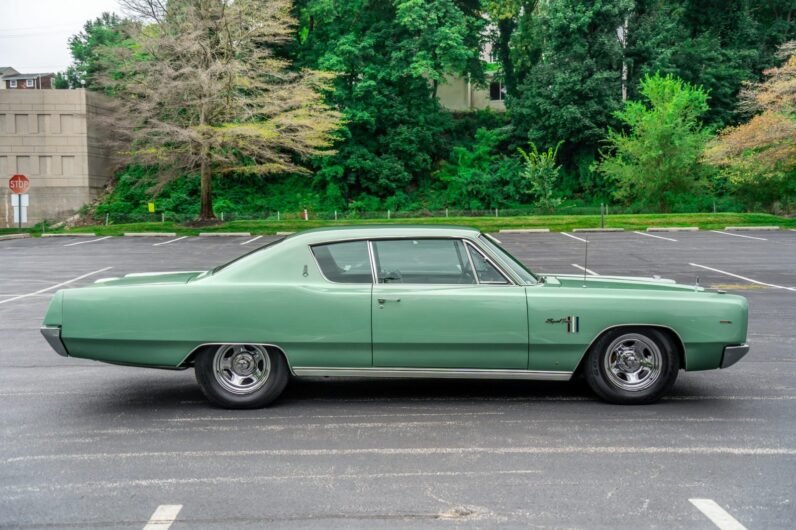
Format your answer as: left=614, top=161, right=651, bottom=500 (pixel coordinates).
left=572, top=228, right=624, bottom=232
left=41, top=233, right=97, bottom=238
left=198, top=232, right=252, bottom=237
left=725, top=226, right=779, bottom=231
left=647, top=227, right=699, bottom=232
left=123, top=232, right=178, bottom=237
left=499, top=229, right=551, bottom=233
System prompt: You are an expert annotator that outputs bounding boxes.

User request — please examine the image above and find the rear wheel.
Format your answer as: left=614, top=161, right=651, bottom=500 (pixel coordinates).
left=195, top=344, right=289, bottom=409
left=584, top=328, right=679, bottom=404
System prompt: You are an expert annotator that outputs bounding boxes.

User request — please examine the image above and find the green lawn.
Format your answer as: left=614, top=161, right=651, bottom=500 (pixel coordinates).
left=2, top=212, right=793, bottom=237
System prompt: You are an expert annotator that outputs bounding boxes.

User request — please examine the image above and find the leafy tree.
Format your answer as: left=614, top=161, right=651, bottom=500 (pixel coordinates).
left=597, top=73, right=712, bottom=212
left=518, top=142, right=563, bottom=212
left=56, top=12, right=128, bottom=89
left=704, top=44, right=796, bottom=210
left=294, top=0, right=485, bottom=204
left=99, top=0, right=341, bottom=220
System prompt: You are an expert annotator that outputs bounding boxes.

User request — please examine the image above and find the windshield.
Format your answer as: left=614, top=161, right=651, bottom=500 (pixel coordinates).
left=210, top=237, right=285, bottom=274
left=478, top=234, right=538, bottom=285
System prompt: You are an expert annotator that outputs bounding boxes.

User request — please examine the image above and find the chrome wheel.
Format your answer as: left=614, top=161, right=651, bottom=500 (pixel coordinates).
left=212, top=344, right=271, bottom=395
left=603, top=333, right=662, bottom=392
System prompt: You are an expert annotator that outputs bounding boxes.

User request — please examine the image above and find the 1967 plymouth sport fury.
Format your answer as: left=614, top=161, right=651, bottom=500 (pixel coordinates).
left=41, top=226, right=749, bottom=408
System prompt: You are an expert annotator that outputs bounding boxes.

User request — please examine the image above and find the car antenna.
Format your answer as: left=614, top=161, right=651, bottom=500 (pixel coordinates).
left=694, top=274, right=700, bottom=292
left=582, top=240, right=589, bottom=287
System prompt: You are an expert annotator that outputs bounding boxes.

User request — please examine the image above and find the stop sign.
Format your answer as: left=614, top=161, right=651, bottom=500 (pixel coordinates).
left=9, top=174, right=29, bottom=194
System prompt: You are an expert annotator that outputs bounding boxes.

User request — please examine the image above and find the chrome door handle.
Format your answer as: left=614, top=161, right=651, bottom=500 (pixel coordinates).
left=377, top=298, right=401, bottom=304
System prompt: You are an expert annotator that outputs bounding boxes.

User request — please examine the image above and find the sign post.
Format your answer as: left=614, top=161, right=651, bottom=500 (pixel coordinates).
left=9, top=174, right=30, bottom=231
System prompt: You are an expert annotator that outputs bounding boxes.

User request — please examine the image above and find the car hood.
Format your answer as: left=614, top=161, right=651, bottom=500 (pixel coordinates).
left=542, top=273, right=704, bottom=292
left=92, top=271, right=206, bottom=287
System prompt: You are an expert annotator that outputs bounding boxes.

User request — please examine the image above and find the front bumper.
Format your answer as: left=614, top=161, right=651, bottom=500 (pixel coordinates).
left=40, top=326, right=69, bottom=357
left=720, top=343, right=749, bottom=369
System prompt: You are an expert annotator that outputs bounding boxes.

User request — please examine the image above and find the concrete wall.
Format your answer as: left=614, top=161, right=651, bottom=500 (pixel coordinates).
left=0, top=89, right=113, bottom=227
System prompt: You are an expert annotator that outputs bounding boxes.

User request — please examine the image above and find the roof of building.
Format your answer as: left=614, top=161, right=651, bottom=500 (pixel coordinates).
left=0, top=67, right=20, bottom=77
left=3, top=73, right=55, bottom=80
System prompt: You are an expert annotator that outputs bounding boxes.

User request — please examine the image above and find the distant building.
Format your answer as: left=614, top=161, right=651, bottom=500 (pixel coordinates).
left=3, top=72, right=55, bottom=90
left=436, top=36, right=506, bottom=112
left=0, top=67, right=20, bottom=89
left=0, top=89, right=114, bottom=227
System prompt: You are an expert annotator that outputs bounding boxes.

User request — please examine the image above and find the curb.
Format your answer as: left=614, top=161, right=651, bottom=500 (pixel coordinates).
left=572, top=228, right=624, bottom=232
left=41, top=233, right=97, bottom=238
left=198, top=232, right=252, bottom=237
left=499, top=228, right=550, bottom=233
left=0, top=233, right=30, bottom=240
left=647, top=227, right=699, bottom=232
left=725, top=226, right=779, bottom=231
left=275, top=231, right=295, bottom=236
left=123, top=232, right=178, bottom=237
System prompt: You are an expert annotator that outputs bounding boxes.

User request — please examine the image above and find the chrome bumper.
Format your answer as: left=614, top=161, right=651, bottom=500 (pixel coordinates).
left=720, top=343, right=749, bottom=369
left=40, top=326, right=69, bottom=357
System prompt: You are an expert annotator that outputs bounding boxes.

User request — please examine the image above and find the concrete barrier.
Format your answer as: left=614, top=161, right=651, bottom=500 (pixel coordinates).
left=198, top=232, right=252, bottom=237
left=275, top=231, right=295, bottom=236
left=725, top=226, right=779, bottom=231
left=123, top=232, right=178, bottom=237
left=41, top=233, right=97, bottom=237
left=0, top=233, right=30, bottom=240
left=572, top=228, right=624, bottom=232
left=646, top=227, right=699, bottom=232
left=498, top=228, right=550, bottom=233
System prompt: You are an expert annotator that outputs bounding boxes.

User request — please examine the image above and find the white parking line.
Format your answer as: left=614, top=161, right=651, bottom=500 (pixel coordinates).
left=153, top=236, right=187, bottom=247
left=240, top=235, right=262, bottom=245
left=63, top=236, right=112, bottom=247
left=634, top=231, right=677, bottom=242
left=710, top=230, right=767, bottom=241
left=571, top=264, right=598, bottom=276
left=0, top=267, right=113, bottom=306
left=689, top=263, right=796, bottom=292
left=689, top=499, right=747, bottom=530
left=561, top=232, right=588, bottom=243
left=143, top=505, right=182, bottom=530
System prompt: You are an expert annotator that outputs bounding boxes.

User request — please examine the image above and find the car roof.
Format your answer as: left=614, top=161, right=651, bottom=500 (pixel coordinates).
left=284, top=225, right=481, bottom=244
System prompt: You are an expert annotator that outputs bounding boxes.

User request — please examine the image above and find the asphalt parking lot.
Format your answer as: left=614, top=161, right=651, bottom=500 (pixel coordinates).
left=0, top=229, right=794, bottom=529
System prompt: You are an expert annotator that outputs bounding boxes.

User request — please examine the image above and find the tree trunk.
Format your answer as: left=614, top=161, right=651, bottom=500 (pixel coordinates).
left=200, top=154, right=215, bottom=220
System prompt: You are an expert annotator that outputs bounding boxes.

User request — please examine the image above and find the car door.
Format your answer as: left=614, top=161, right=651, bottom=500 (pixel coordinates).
left=371, top=238, right=528, bottom=370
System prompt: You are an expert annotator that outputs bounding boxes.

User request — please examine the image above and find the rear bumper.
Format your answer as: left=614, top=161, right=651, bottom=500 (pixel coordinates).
left=720, top=343, right=749, bottom=369
left=40, top=326, right=69, bottom=357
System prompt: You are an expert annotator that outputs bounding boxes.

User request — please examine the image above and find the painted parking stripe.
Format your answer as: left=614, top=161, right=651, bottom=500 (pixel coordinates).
left=153, top=236, right=188, bottom=247
left=561, top=232, right=588, bottom=243
left=709, top=230, right=767, bottom=241
left=143, top=505, right=182, bottom=530
left=0, top=267, right=113, bottom=306
left=571, top=264, right=598, bottom=276
left=241, top=235, right=262, bottom=245
left=63, top=236, right=112, bottom=247
left=633, top=231, right=677, bottom=242
left=689, top=263, right=796, bottom=292
left=689, top=499, right=747, bottom=530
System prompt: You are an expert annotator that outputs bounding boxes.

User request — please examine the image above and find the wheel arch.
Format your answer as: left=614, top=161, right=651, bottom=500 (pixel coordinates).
left=178, top=342, right=293, bottom=373
left=573, top=324, right=686, bottom=377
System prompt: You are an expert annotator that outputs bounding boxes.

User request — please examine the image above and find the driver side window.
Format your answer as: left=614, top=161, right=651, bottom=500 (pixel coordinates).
left=372, top=239, right=476, bottom=285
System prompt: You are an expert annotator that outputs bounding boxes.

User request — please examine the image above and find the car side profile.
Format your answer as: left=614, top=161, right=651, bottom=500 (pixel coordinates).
left=41, top=226, right=749, bottom=408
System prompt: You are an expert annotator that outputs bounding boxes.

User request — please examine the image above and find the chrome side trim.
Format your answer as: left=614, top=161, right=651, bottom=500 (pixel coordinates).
left=291, top=367, right=572, bottom=381
left=40, top=326, right=69, bottom=357
left=721, top=343, right=749, bottom=369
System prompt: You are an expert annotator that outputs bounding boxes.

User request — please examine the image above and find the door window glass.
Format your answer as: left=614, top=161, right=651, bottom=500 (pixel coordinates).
left=312, top=241, right=372, bottom=283
left=372, top=239, right=475, bottom=284
left=466, top=244, right=509, bottom=284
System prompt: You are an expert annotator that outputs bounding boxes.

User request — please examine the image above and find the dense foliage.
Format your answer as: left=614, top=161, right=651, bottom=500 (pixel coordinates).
left=56, top=0, right=795, bottom=217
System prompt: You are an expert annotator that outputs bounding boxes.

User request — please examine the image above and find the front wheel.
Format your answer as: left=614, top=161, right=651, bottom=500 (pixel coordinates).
left=195, top=344, right=289, bottom=409
left=584, top=328, right=679, bottom=405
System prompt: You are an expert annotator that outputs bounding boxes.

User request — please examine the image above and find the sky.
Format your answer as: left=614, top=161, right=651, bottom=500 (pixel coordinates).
left=0, top=0, right=123, bottom=73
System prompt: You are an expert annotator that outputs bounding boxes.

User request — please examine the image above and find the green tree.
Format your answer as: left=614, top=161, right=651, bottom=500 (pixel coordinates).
left=295, top=0, right=485, bottom=204
left=56, top=12, right=128, bottom=89
left=597, top=73, right=712, bottom=212
left=518, top=141, right=564, bottom=212
left=101, top=0, right=341, bottom=220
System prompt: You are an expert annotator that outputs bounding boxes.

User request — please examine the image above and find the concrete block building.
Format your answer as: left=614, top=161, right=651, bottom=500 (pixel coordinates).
left=0, top=89, right=113, bottom=227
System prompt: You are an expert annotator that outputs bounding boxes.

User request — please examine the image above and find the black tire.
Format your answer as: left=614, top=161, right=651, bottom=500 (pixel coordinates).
left=584, top=327, right=679, bottom=405
left=195, top=344, right=289, bottom=409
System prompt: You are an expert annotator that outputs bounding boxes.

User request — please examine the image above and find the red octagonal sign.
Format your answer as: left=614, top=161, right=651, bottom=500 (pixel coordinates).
left=9, top=174, right=29, bottom=194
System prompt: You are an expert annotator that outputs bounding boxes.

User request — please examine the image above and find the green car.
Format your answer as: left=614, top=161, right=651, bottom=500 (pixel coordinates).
left=41, top=226, right=749, bottom=408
